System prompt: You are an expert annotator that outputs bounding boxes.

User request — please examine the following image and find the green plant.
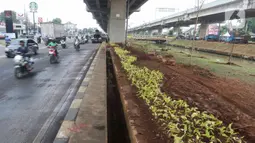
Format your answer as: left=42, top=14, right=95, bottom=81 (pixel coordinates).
left=114, top=47, right=245, bottom=143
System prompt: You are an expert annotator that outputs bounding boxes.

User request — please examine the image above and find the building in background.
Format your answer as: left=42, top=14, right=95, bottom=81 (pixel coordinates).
left=0, top=22, right=26, bottom=36
left=64, top=22, right=77, bottom=36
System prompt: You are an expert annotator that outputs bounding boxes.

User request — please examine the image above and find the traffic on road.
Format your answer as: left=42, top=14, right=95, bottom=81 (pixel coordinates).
left=0, top=35, right=100, bottom=142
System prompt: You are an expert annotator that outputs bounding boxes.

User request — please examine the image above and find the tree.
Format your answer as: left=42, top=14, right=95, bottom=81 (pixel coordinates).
left=190, top=0, right=206, bottom=65
left=86, top=28, right=97, bottom=34
left=247, top=18, right=255, bottom=33
left=220, top=25, right=228, bottom=34
left=52, top=18, right=62, bottom=24
left=168, top=30, right=173, bottom=36
left=0, top=11, right=19, bottom=23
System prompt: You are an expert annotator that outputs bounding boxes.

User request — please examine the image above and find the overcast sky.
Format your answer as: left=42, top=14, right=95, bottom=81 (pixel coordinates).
left=0, top=0, right=216, bottom=29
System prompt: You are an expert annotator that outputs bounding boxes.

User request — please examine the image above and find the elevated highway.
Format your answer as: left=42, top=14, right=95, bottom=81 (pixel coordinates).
left=128, top=0, right=255, bottom=37
left=83, top=0, right=148, bottom=42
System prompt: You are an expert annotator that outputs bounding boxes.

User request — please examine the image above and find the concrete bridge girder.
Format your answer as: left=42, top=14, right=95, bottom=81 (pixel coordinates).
left=129, top=0, right=255, bottom=33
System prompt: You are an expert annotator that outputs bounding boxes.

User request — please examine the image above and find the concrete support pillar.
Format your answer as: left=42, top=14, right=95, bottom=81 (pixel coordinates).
left=108, top=0, right=126, bottom=43
left=147, top=30, right=152, bottom=36
left=199, top=23, right=209, bottom=39
left=158, top=28, right=163, bottom=35
left=107, top=21, right=110, bottom=35
left=173, top=27, right=181, bottom=36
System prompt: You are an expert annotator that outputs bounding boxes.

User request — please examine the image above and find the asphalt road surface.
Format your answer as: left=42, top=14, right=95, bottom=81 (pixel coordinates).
left=0, top=42, right=99, bottom=143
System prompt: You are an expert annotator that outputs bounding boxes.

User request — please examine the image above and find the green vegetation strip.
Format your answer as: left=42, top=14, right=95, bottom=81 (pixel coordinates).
left=114, top=47, right=244, bottom=143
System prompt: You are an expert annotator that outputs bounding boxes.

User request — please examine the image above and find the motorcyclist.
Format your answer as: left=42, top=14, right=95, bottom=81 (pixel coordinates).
left=74, top=36, right=80, bottom=46
left=17, top=40, right=33, bottom=70
left=37, top=36, right=41, bottom=43
left=47, top=39, right=59, bottom=56
left=5, top=36, right=11, bottom=47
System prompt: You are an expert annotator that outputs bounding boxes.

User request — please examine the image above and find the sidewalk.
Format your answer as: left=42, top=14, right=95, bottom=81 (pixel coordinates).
left=54, top=45, right=107, bottom=143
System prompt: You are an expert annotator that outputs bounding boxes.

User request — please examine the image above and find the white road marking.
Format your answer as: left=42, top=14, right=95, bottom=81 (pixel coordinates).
left=0, top=55, right=6, bottom=58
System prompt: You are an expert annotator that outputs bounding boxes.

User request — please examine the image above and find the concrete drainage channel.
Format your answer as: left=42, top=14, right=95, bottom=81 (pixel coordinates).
left=106, top=50, right=130, bottom=143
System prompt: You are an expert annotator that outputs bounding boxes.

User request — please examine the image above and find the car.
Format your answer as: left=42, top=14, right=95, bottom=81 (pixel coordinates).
left=80, top=38, right=88, bottom=44
left=176, top=35, right=185, bottom=39
left=5, top=38, right=39, bottom=58
left=91, top=32, right=103, bottom=43
left=20, top=34, right=35, bottom=39
left=205, top=34, right=219, bottom=41
left=91, top=37, right=102, bottom=43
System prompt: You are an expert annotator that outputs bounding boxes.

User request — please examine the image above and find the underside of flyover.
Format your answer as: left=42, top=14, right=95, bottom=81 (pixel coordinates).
left=84, top=0, right=147, bottom=42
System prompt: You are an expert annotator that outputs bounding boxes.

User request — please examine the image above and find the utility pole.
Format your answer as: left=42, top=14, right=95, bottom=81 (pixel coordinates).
left=29, top=2, right=38, bottom=35
left=24, top=4, right=28, bottom=34
left=33, top=12, right=36, bottom=34
left=190, top=0, right=205, bottom=65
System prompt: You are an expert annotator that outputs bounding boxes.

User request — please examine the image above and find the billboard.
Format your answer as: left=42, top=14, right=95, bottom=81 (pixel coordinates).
left=156, top=8, right=175, bottom=12
left=16, top=13, right=25, bottom=20
left=38, top=17, right=43, bottom=23
left=4, top=10, right=14, bottom=33
left=207, top=24, right=219, bottom=35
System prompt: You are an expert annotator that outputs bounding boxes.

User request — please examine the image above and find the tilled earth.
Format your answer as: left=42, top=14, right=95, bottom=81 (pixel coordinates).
left=127, top=46, right=255, bottom=143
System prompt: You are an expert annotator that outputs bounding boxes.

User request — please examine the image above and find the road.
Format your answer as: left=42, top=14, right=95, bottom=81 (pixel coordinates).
left=0, top=42, right=99, bottom=143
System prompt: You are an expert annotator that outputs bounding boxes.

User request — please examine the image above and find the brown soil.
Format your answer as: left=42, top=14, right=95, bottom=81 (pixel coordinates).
left=110, top=49, right=171, bottom=143
left=127, top=46, right=255, bottom=143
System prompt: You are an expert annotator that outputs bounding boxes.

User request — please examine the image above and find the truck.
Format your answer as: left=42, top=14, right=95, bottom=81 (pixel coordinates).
left=224, top=35, right=250, bottom=44
left=40, top=22, right=65, bottom=44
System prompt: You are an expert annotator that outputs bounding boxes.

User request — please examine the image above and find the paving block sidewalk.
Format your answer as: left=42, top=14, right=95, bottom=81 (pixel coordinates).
left=54, top=46, right=107, bottom=143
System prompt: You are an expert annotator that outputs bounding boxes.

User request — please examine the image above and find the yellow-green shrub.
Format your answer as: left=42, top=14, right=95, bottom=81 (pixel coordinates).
left=114, top=47, right=245, bottom=143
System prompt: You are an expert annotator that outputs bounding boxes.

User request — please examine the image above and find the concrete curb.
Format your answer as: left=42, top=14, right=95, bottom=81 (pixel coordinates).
left=33, top=46, right=98, bottom=143
left=53, top=45, right=103, bottom=143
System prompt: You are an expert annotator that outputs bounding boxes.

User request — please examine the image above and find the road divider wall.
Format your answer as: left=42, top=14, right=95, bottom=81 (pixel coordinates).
left=53, top=44, right=107, bottom=143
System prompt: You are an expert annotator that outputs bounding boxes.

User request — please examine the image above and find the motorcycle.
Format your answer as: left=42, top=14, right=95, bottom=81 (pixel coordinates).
left=6, top=41, right=10, bottom=47
left=74, top=40, right=80, bottom=51
left=13, top=52, right=34, bottom=79
left=61, top=40, right=66, bottom=49
left=37, top=37, right=41, bottom=44
left=48, top=46, right=59, bottom=64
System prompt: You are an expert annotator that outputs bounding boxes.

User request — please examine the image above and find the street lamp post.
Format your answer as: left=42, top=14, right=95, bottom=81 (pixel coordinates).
left=33, top=12, right=36, bottom=34
left=29, top=2, right=38, bottom=35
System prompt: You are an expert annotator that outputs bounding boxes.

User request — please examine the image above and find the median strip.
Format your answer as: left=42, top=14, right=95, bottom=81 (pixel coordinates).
left=53, top=44, right=106, bottom=143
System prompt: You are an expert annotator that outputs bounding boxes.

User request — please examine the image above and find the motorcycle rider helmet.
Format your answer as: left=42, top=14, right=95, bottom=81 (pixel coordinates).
left=19, top=40, right=25, bottom=47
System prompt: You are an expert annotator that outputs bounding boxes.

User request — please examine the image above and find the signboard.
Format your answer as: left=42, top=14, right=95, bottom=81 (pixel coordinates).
left=17, top=13, right=25, bottom=20
left=207, top=24, right=219, bottom=35
left=0, top=22, right=5, bottom=26
left=4, top=33, right=16, bottom=38
left=29, top=2, right=38, bottom=12
left=4, top=11, right=14, bottom=33
left=156, top=8, right=175, bottom=13
left=38, top=17, right=43, bottom=23
left=4, top=11, right=12, bottom=19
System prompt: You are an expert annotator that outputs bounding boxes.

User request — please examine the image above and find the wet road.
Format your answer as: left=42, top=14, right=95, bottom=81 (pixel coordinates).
left=0, top=42, right=99, bottom=143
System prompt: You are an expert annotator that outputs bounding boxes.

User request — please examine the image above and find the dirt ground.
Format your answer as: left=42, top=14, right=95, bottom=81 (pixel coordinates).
left=110, top=50, right=171, bottom=143
left=127, top=46, right=255, bottom=143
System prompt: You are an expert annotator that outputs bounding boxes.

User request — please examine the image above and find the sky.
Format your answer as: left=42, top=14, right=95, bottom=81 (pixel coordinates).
left=0, top=0, right=216, bottom=30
